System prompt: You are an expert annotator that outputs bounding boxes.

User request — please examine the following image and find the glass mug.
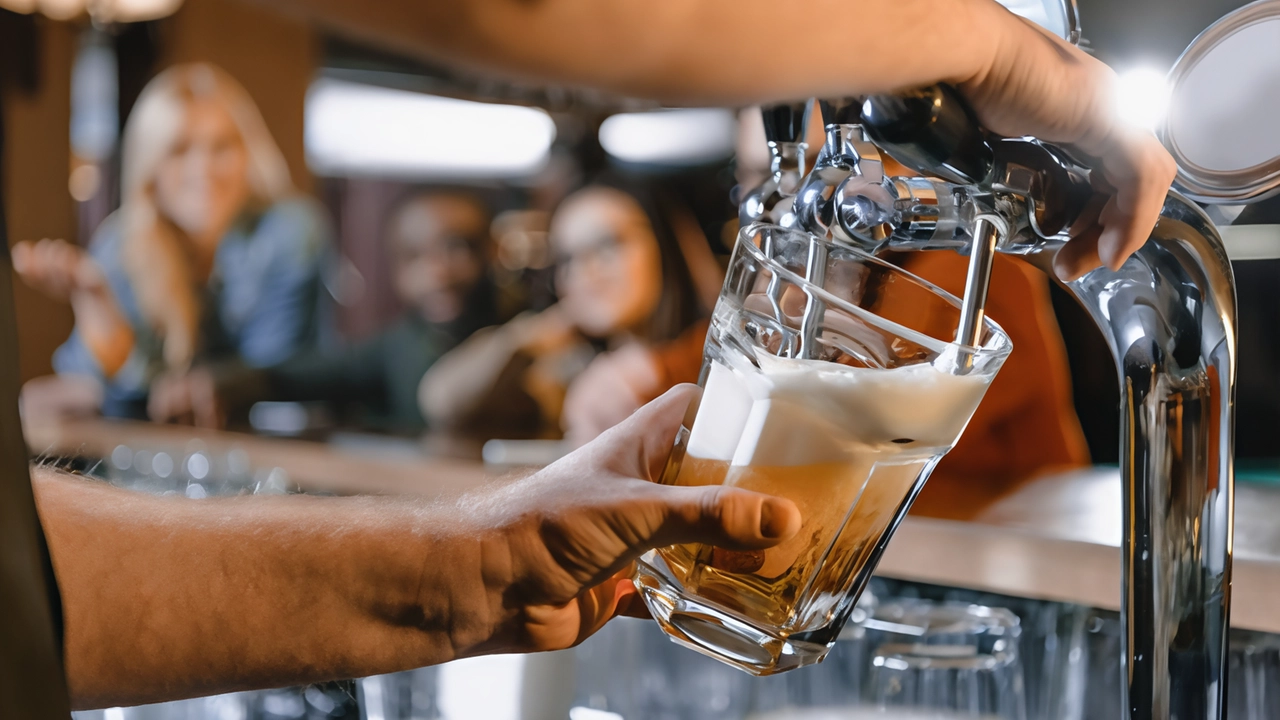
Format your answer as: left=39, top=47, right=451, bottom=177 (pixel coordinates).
left=634, top=223, right=1012, bottom=675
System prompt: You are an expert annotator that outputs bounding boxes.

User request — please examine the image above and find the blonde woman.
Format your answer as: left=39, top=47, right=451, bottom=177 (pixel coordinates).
left=15, top=63, right=330, bottom=419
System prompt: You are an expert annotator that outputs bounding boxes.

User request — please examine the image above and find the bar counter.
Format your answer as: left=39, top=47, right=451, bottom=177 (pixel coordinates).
left=26, top=417, right=1280, bottom=634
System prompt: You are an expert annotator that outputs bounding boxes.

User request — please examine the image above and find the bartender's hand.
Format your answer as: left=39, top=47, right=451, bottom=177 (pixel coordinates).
left=954, top=8, right=1178, bottom=281
left=468, top=384, right=800, bottom=654
left=13, top=238, right=135, bottom=375
left=36, top=384, right=800, bottom=708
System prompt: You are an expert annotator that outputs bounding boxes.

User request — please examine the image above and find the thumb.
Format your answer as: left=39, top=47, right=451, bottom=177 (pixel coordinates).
left=10, top=241, right=32, bottom=271
left=595, top=383, right=701, bottom=480
left=640, top=482, right=802, bottom=552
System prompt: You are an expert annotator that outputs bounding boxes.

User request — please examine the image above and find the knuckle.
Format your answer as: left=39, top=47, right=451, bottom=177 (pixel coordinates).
left=696, top=486, right=730, bottom=526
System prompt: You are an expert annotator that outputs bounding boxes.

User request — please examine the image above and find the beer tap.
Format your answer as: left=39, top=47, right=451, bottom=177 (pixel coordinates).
left=794, top=98, right=862, bottom=238
left=765, top=80, right=1236, bottom=720
left=739, top=101, right=812, bottom=228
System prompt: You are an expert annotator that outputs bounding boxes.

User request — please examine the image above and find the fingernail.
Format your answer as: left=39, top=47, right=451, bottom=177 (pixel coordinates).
left=1098, top=229, right=1128, bottom=271
left=759, top=501, right=786, bottom=539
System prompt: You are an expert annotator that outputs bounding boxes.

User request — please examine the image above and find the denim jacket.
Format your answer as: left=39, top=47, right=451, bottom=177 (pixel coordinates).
left=53, top=198, right=332, bottom=417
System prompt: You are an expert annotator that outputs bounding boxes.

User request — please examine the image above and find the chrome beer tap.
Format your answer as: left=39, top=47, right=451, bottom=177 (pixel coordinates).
left=740, top=101, right=812, bottom=228
left=767, top=82, right=1237, bottom=720
left=794, top=98, right=862, bottom=238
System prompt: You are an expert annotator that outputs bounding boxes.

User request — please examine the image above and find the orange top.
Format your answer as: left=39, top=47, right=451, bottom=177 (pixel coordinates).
left=900, top=252, right=1089, bottom=519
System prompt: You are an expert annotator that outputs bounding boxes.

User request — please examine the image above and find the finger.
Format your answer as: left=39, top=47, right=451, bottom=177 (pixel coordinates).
left=1097, top=133, right=1177, bottom=270
left=148, top=380, right=189, bottom=424
left=11, top=241, right=33, bottom=272
left=146, top=385, right=172, bottom=423
left=575, top=576, right=632, bottom=644
left=1053, top=223, right=1103, bottom=282
left=192, top=376, right=224, bottom=430
left=43, top=240, right=78, bottom=296
left=611, top=578, right=653, bottom=620
left=616, top=594, right=653, bottom=620
left=645, top=482, right=802, bottom=551
left=597, top=384, right=701, bottom=480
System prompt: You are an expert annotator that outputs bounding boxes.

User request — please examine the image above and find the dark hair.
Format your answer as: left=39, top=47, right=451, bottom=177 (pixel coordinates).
left=382, top=188, right=492, bottom=253
left=559, top=174, right=705, bottom=343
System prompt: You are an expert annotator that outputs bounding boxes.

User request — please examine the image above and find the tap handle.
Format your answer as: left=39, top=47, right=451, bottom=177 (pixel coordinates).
left=761, top=101, right=813, bottom=145
left=859, top=84, right=994, bottom=187
left=819, top=98, right=862, bottom=128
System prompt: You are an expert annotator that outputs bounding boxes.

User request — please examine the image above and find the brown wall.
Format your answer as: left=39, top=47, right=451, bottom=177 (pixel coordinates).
left=159, top=0, right=317, bottom=192
left=4, top=18, right=77, bottom=384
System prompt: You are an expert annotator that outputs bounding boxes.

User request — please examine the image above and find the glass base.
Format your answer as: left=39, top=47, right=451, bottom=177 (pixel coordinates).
left=634, top=563, right=832, bottom=676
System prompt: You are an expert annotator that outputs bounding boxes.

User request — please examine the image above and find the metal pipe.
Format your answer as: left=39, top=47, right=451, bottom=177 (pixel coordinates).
left=1018, top=193, right=1236, bottom=719
left=955, top=215, right=1001, bottom=350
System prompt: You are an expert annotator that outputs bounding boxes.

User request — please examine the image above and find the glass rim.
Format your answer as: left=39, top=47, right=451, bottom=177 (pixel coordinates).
left=868, top=599, right=1023, bottom=633
left=737, top=223, right=1012, bottom=359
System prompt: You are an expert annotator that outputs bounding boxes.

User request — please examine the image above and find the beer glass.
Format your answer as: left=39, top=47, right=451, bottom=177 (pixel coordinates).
left=866, top=600, right=1027, bottom=719
left=633, top=223, right=1011, bottom=675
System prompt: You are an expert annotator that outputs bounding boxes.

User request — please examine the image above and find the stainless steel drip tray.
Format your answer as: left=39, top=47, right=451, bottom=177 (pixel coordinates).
left=878, top=466, right=1280, bottom=633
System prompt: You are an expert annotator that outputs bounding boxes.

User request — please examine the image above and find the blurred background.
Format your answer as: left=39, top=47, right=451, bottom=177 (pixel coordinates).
left=6, top=0, right=1280, bottom=717
left=3, top=0, right=751, bottom=451
left=0, top=0, right=1266, bottom=458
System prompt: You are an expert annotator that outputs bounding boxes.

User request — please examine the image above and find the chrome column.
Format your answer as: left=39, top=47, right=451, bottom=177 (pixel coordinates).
left=1015, top=194, right=1236, bottom=719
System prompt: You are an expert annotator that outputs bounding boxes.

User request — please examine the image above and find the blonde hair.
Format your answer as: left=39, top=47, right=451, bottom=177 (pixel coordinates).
left=118, top=63, right=293, bottom=370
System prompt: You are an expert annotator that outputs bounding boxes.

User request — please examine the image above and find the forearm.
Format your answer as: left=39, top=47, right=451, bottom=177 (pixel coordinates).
left=30, top=387, right=807, bottom=710
left=31, top=468, right=500, bottom=709
left=261, top=0, right=1003, bottom=105
left=419, top=325, right=525, bottom=427
left=69, top=292, right=134, bottom=379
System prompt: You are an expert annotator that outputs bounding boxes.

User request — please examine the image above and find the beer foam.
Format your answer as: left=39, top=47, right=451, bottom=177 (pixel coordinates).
left=686, top=361, right=756, bottom=462
left=687, top=355, right=992, bottom=467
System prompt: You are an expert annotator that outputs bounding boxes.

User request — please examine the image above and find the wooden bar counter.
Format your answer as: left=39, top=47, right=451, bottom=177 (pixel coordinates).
left=25, top=417, right=1280, bottom=634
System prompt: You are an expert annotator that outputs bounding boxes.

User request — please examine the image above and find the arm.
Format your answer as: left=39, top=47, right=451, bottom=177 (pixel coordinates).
left=14, top=239, right=134, bottom=378
left=262, top=0, right=1174, bottom=275
left=267, top=0, right=995, bottom=105
left=561, top=320, right=709, bottom=446
left=418, top=309, right=573, bottom=430
left=36, top=385, right=800, bottom=709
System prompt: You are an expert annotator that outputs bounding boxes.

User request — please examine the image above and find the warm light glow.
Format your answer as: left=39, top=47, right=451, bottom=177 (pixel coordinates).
left=0, top=0, right=183, bottom=21
left=599, top=109, right=737, bottom=166
left=305, top=78, right=556, bottom=179
left=1116, top=67, right=1172, bottom=132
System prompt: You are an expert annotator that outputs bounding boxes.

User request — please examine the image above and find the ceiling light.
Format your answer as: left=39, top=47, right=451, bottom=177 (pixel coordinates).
left=305, top=78, right=556, bottom=179
left=0, top=0, right=183, bottom=22
left=599, top=109, right=737, bottom=166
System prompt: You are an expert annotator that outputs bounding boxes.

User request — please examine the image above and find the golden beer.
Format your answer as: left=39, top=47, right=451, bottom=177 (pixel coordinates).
left=659, top=454, right=926, bottom=629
